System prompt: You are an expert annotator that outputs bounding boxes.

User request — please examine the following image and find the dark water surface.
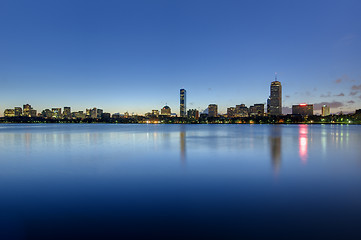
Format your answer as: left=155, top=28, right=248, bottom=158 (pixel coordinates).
left=0, top=124, right=361, bottom=239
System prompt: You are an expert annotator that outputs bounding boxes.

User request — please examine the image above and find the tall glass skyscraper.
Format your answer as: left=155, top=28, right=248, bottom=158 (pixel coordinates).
left=267, top=76, right=282, bottom=116
left=180, top=89, right=186, bottom=117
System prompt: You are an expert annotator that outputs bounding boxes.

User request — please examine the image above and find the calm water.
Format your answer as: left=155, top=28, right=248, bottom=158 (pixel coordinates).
left=0, top=124, right=361, bottom=239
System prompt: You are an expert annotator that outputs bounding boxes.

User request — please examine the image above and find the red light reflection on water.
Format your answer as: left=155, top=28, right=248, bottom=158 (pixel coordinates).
left=299, top=125, right=308, bottom=163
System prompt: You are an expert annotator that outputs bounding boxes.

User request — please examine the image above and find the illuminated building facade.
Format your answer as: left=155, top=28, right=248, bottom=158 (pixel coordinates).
left=268, top=78, right=282, bottom=116
left=187, top=109, right=199, bottom=119
left=73, top=111, right=86, bottom=119
left=250, top=104, right=265, bottom=116
left=15, top=107, right=22, bottom=116
left=63, top=107, right=71, bottom=118
left=227, top=107, right=236, bottom=118
left=86, top=109, right=91, bottom=118
left=161, top=105, right=171, bottom=116
left=97, top=109, right=103, bottom=118
left=322, top=105, right=330, bottom=116
left=180, top=89, right=186, bottom=117
left=208, top=104, right=218, bottom=117
left=235, top=104, right=249, bottom=117
left=152, top=110, right=159, bottom=117
left=4, top=109, right=15, bottom=117
left=90, top=108, right=97, bottom=119
left=30, top=109, right=37, bottom=117
left=52, top=108, right=62, bottom=118
left=42, top=109, right=53, bottom=118
left=292, top=104, right=314, bottom=116
left=23, top=104, right=32, bottom=117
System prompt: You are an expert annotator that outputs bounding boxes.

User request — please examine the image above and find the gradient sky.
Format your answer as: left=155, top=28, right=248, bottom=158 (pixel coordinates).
left=1, top=0, right=361, bottom=115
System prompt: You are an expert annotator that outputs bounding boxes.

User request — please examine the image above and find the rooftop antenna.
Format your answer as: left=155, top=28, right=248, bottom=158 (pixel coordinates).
left=275, top=72, right=278, bottom=81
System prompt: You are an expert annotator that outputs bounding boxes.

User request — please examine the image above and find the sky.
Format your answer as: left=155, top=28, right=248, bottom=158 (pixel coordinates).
left=1, top=0, right=361, bottom=115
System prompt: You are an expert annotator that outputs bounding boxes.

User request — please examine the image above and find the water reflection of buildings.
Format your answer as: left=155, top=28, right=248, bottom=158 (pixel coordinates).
left=180, top=126, right=186, bottom=164
left=269, top=126, right=282, bottom=173
left=299, top=125, right=308, bottom=164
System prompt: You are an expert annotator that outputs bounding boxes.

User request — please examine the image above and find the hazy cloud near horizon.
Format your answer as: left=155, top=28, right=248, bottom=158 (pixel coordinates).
left=352, top=85, right=361, bottom=90
left=314, top=101, right=344, bottom=111
left=349, top=91, right=358, bottom=96
left=320, top=92, right=331, bottom=98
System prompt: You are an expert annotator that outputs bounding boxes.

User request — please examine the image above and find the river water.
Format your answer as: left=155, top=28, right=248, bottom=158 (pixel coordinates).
left=0, top=124, right=361, bottom=239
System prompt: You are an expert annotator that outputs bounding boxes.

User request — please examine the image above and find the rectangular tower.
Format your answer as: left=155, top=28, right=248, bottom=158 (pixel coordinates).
left=208, top=104, right=218, bottom=117
left=268, top=77, right=282, bottom=116
left=180, top=89, right=186, bottom=117
left=322, top=105, right=330, bottom=116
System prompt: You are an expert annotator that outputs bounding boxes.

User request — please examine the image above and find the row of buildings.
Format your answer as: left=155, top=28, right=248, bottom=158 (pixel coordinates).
left=4, top=105, right=112, bottom=120
left=174, top=79, right=330, bottom=119
left=3, top=78, right=333, bottom=119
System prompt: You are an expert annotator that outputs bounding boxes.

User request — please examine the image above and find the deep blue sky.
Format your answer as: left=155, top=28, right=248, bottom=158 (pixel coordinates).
left=1, top=0, right=361, bottom=115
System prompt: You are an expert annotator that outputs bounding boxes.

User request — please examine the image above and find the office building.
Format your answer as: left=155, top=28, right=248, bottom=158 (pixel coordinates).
left=292, top=104, right=314, bottom=116
left=180, top=89, right=186, bottom=117
left=152, top=110, right=159, bottom=117
left=86, top=109, right=91, bottom=118
left=161, top=105, right=171, bottom=116
left=23, top=104, right=32, bottom=117
left=268, top=76, right=282, bottom=116
left=30, top=109, right=37, bottom=117
left=187, top=109, right=199, bottom=119
left=97, top=109, right=103, bottom=118
left=4, top=109, right=15, bottom=117
left=250, top=104, right=265, bottom=116
left=235, top=104, right=249, bottom=117
left=102, top=113, right=111, bottom=119
left=63, top=107, right=71, bottom=118
left=52, top=108, right=62, bottom=118
left=90, top=108, right=97, bottom=119
left=112, top=113, right=121, bottom=119
left=208, top=104, right=218, bottom=117
left=42, top=109, right=53, bottom=118
left=322, top=105, right=330, bottom=116
left=227, top=107, right=236, bottom=118
left=14, top=107, right=22, bottom=116
left=73, top=111, right=86, bottom=119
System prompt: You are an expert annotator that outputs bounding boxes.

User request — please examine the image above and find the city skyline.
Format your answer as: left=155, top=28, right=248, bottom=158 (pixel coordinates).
left=1, top=1, right=361, bottom=115
left=3, top=83, right=361, bottom=119
left=3, top=76, right=361, bottom=117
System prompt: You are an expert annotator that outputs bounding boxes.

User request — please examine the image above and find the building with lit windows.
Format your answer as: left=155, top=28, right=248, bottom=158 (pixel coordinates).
left=152, top=110, right=159, bottom=117
left=235, top=104, right=248, bottom=117
left=23, top=104, right=32, bottom=117
left=90, top=108, right=97, bottom=119
left=227, top=107, right=236, bottom=118
left=4, top=109, right=15, bottom=117
left=52, top=108, right=62, bottom=118
left=42, top=109, right=53, bottom=118
left=322, top=105, right=330, bottom=116
left=15, top=107, right=22, bottom=116
left=292, top=104, right=313, bottom=116
left=180, top=89, right=186, bottom=117
left=208, top=104, right=218, bottom=117
left=187, top=109, right=199, bottom=119
left=73, top=111, right=86, bottom=119
left=268, top=76, right=282, bottom=116
left=161, top=105, right=171, bottom=116
left=250, top=104, right=265, bottom=116
left=63, top=107, right=71, bottom=118
left=97, top=109, right=103, bottom=118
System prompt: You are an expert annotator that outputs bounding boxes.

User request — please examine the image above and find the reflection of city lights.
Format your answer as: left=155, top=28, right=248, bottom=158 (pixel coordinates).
left=299, top=125, right=308, bottom=163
